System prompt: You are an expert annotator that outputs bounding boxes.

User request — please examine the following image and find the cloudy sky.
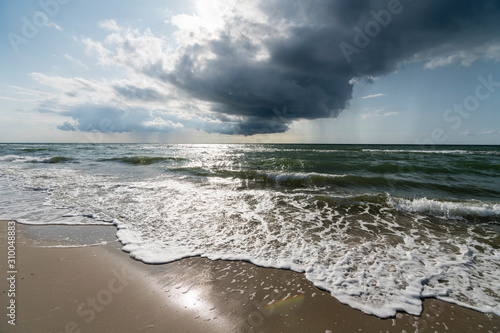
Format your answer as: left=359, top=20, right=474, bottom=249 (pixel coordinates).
left=1, top=0, right=500, bottom=144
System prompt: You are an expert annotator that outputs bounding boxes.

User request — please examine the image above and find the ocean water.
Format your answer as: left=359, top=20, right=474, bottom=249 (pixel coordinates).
left=0, top=143, right=499, bottom=317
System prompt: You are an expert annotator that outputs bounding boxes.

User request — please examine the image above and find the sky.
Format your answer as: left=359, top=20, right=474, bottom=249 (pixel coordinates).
left=1, top=0, right=499, bottom=144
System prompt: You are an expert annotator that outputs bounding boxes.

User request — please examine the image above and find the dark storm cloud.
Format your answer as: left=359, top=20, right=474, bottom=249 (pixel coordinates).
left=54, top=0, right=500, bottom=136
left=202, top=117, right=290, bottom=136
left=262, top=0, right=500, bottom=77
left=150, top=0, right=500, bottom=135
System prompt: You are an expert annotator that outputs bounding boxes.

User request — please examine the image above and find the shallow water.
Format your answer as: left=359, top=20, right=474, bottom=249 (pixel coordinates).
left=1, top=143, right=499, bottom=317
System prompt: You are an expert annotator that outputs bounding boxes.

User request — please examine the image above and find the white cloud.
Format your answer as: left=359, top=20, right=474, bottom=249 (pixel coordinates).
left=83, top=22, right=174, bottom=73
left=142, top=117, right=183, bottom=130
left=0, top=96, right=24, bottom=102
left=47, top=22, right=62, bottom=31
left=361, top=109, right=398, bottom=120
left=82, top=38, right=114, bottom=66
left=98, top=19, right=121, bottom=32
left=64, top=54, right=88, bottom=69
left=424, top=41, right=500, bottom=69
left=361, top=93, right=385, bottom=100
left=460, top=129, right=500, bottom=137
left=28, top=71, right=186, bottom=115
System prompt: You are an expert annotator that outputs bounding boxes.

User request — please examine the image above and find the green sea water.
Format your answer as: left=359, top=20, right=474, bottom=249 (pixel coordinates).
left=0, top=143, right=499, bottom=317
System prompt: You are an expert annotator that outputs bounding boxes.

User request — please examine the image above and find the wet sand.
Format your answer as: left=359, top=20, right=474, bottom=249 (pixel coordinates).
left=1, top=220, right=499, bottom=332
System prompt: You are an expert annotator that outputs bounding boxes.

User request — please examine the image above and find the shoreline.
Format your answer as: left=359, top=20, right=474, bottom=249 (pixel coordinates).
left=1, top=220, right=499, bottom=332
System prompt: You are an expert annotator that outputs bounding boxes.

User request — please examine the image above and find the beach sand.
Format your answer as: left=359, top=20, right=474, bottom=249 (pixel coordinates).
left=1, top=220, right=499, bottom=333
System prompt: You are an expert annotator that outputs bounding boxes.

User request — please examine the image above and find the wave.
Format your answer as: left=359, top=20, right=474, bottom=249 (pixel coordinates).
left=0, top=155, right=73, bottom=164
left=364, top=149, right=469, bottom=154
left=99, top=156, right=187, bottom=165
left=262, top=171, right=346, bottom=183
left=170, top=168, right=350, bottom=186
left=387, top=196, right=500, bottom=223
left=304, top=193, right=500, bottom=223
left=168, top=167, right=498, bottom=197
left=14, top=147, right=49, bottom=152
left=363, top=149, right=500, bottom=155
left=296, top=192, right=500, bottom=224
left=39, top=156, right=73, bottom=164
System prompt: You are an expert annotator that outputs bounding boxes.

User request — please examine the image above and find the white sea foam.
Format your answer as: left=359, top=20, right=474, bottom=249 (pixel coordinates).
left=362, top=149, right=498, bottom=155
left=388, top=196, right=500, bottom=220
left=262, top=171, right=346, bottom=183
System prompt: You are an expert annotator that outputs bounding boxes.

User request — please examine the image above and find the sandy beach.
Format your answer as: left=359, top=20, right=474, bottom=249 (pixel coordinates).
left=1, top=220, right=499, bottom=333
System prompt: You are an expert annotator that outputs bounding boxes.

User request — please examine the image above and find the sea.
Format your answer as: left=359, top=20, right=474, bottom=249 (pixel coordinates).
left=0, top=143, right=499, bottom=318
